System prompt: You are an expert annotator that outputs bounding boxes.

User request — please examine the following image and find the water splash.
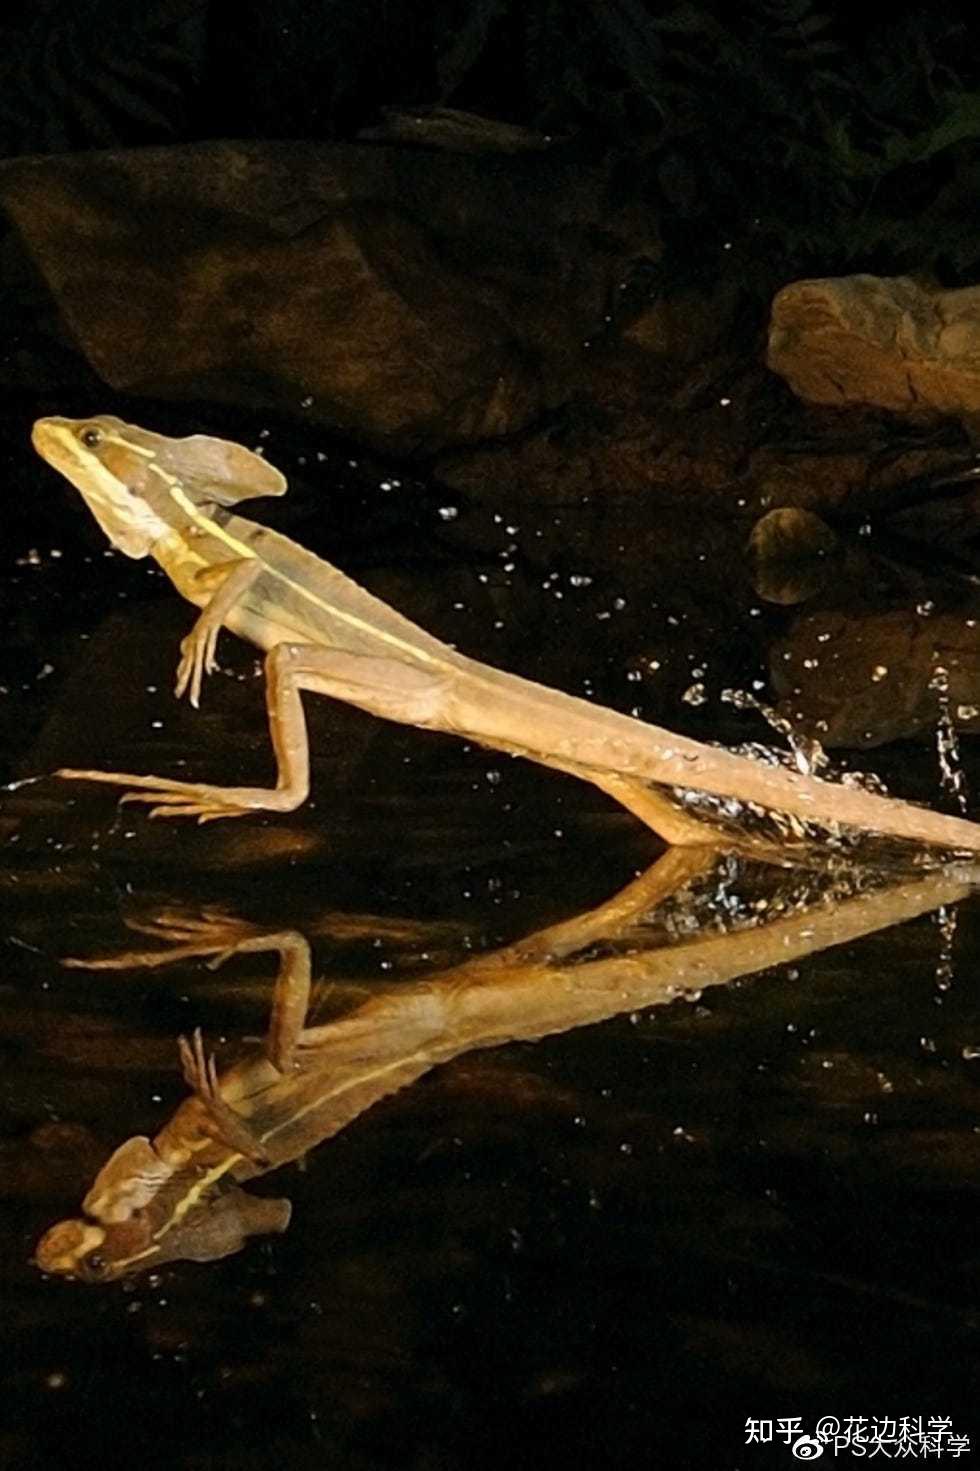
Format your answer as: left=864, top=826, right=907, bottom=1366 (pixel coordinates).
left=721, top=688, right=892, bottom=799
left=721, top=687, right=828, bottom=777
left=933, top=904, right=957, bottom=994
left=928, top=665, right=969, bottom=815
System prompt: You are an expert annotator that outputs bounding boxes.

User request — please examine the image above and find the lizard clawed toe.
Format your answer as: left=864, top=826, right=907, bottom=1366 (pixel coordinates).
left=119, top=790, right=251, bottom=822
left=175, top=622, right=223, bottom=708
left=151, top=803, right=250, bottom=823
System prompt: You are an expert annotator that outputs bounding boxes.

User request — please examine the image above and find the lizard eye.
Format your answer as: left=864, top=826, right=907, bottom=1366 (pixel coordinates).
left=80, top=427, right=103, bottom=449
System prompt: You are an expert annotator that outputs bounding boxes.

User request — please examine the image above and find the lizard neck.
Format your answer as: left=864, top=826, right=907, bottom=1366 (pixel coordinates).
left=151, top=527, right=212, bottom=603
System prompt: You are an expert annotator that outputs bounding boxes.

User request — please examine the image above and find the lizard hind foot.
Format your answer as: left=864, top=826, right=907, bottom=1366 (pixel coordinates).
left=120, top=791, right=251, bottom=823
left=57, top=768, right=300, bottom=822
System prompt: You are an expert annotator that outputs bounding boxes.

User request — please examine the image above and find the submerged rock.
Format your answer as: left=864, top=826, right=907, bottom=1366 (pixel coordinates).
left=748, top=507, right=839, bottom=605
left=771, top=606, right=980, bottom=747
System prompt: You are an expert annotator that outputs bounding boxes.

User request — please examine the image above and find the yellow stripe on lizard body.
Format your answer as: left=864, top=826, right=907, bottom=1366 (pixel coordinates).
left=160, top=472, right=447, bottom=670
left=151, top=1157, right=242, bottom=1240
left=102, top=432, right=156, bottom=458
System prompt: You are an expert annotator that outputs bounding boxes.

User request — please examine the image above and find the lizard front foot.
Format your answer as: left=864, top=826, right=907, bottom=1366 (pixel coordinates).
left=178, top=1028, right=270, bottom=1165
left=174, top=620, right=222, bottom=708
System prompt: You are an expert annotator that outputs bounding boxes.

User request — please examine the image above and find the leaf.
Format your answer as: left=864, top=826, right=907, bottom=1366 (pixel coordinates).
left=436, top=0, right=513, bottom=99
left=584, top=0, right=666, bottom=87
left=906, top=91, right=980, bottom=161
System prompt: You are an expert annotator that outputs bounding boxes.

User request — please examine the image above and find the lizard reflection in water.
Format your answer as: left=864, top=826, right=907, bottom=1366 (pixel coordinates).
left=35, top=848, right=975, bottom=1280
left=30, top=414, right=980, bottom=854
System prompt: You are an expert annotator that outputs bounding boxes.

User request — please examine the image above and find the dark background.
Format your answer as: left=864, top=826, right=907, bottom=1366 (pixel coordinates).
left=4, top=8, right=980, bottom=1469
left=3, top=1, right=980, bottom=293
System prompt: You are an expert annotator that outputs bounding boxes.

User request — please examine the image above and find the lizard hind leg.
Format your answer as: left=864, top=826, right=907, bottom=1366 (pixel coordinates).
left=56, top=640, right=320, bottom=822
left=587, top=772, right=728, bottom=847
left=56, top=643, right=450, bottom=823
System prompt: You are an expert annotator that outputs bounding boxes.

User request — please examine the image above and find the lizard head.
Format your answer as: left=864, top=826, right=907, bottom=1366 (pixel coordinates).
left=32, top=415, right=172, bottom=558
left=34, top=1131, right=292, bottom=1282
left=32, top=415, right=287, bottom=558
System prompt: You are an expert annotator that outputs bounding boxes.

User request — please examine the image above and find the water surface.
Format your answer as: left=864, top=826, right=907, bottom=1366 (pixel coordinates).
left=3, top=405, right=980, bottom=1467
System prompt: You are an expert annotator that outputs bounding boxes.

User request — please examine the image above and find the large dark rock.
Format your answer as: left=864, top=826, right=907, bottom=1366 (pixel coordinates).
left=0, top=140, right=659, bottom=454
left=4, top=141, right=979, bottom=515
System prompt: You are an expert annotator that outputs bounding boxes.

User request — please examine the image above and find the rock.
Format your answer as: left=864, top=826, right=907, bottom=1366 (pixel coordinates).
left=770, top=606, right=980, bottom=747
left=619, top=284, right=737, bottom=363
left=749, top=507, right=838, bottom=561
left=0, top=141, right=657, bottom=455
left=767, top=273, right=980, bottom=416
left=748, top=507, right=839, bottom=605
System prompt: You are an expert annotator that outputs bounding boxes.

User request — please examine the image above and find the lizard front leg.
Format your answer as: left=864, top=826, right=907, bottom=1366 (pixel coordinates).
left=58, top=556, right=265, bottom=814
left=198, top=926, right=313, bottom=1072
left=174, top=558, right=261, bottom=708
left=177, top=1028, right=271, bottom=1164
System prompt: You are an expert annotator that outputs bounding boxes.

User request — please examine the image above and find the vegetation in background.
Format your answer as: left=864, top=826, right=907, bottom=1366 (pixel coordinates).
left=3, top=1, right=980, bottom=294
left=434, top=0, right=980, bottom=290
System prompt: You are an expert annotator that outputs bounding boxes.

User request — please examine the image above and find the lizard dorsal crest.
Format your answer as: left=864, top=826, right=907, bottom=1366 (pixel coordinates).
left=163, top=434, right=288, bottom=506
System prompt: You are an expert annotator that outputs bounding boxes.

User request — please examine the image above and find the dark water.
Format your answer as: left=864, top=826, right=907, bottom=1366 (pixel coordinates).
left=3, top=396, right=980, bottom=1468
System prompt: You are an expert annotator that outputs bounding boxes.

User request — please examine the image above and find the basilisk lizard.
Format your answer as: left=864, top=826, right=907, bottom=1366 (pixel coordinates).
left=31, top=415, right=980, bottom=853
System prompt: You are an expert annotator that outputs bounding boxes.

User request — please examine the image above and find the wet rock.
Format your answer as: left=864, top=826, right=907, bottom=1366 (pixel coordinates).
left=771, top=606, right=980, bottom=747
left=619, top=284, right=738, bottom=364
left=750, top=508, right=838, bottom=561
left=768, top=273, right=980, bottom=417
left=435, top=389, right=741, bottom=510
left=28, top=1121, right=99, bottom=1156
left=748, top=507, right=839, bottom=605
left=746, top=433, right=976, bottom=520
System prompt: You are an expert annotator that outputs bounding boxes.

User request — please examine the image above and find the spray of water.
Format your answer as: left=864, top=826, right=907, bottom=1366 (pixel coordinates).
left=928, top=665, right=969, bottom=815
left=934, top=904, right=957, bottom=994
left=720, top=687, right=829, bottom=777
